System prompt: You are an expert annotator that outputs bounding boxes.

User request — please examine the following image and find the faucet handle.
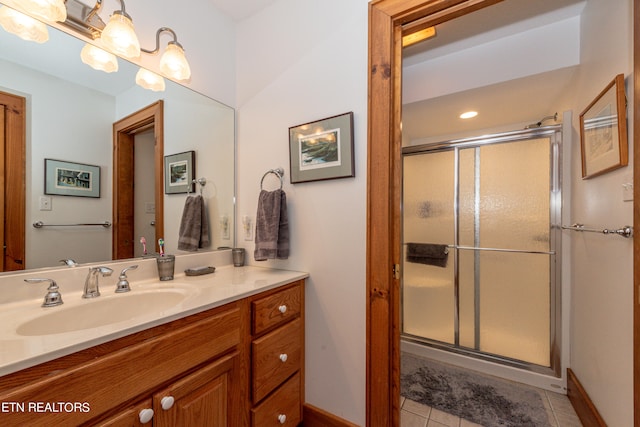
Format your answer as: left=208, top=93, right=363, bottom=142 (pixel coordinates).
left=24, top=278, right=63, bottom=307
left=59, top=259, right=78, bottom=267
left=116, top=265, right=138, bottom=293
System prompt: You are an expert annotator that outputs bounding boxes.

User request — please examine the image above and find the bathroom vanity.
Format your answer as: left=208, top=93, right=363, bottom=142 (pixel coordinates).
left=0, top=255, right=306, bottom=426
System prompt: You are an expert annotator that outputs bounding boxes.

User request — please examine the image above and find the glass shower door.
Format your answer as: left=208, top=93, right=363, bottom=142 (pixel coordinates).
left=402, top=130, right=559, bottom=369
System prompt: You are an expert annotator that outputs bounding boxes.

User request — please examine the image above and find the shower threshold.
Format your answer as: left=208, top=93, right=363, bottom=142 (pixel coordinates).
left=401, top=335, right=566, bottom=393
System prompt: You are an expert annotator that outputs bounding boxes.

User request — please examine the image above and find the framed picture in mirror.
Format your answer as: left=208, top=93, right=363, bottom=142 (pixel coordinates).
left=44, top=159, right=100, bottom=198
left=165, top=150, right=196, bottom=194
left=579, top=73, right=628, bottom=179
left=289, top=112, right=355, bottom=183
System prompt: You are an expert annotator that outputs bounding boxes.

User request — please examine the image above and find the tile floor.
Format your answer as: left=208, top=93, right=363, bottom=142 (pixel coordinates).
left=400, top=388, right=583, bottom=427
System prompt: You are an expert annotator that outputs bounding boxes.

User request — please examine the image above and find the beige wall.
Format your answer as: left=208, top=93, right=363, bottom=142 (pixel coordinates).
left=570, top=1, right=634, bottom=425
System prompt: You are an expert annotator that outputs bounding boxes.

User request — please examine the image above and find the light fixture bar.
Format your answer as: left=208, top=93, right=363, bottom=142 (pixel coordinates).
left=402, top=26, right=436, bottom=47
left=59, top=0, right=104, bottom=39
left=141, top=26, right=181, bottom=54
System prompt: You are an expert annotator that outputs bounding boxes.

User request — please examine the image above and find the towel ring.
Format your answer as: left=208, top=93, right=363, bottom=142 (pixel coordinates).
left=260, top=168, right=284, bottom=190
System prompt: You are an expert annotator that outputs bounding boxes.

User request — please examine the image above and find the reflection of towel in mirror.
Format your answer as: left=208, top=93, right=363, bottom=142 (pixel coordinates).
left=178, top=195, right=210, bottom=251
left=406, top=243, right=449, bottom=267
left=254, top=189, right=289, bottom=261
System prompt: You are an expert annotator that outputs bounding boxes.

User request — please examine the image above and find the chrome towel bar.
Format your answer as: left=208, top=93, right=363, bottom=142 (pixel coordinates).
left=33, top=221, right=112, bottom=228
left=561, top=223, right=633, bottom=238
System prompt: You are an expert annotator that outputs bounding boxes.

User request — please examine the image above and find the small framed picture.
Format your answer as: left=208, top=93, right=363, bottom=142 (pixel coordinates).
left=45, top=159, right=100, bottom=198
left=579, top=74, right=628, bottom=179
left=164, top=151, right=195, bottom=194
left=289, top=112, right=355, bottom=183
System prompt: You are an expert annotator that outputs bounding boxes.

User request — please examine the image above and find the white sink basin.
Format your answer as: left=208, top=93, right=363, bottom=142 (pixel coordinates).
left=16, top=290, right=188, bottom=336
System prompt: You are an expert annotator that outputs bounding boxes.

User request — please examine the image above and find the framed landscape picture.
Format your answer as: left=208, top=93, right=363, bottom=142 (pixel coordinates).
left=289, top=112, right=355, bottom=183
left=164, top=151, right=195, bottom=194
left=44, top=159, right=100, bottom=198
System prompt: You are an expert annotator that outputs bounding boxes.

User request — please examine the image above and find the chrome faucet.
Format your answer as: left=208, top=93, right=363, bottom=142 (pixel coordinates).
left=83, top=266, right=113, bottom=298
left=59, top=259, right=78, bottom=267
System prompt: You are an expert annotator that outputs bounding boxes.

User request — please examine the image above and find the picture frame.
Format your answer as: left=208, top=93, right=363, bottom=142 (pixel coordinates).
left=164, top=150, right=195, bottom=194
left=44, top=159, right=100, bottom=198
left=289, top=112, right=355, bottom=183
left=579, top=73, right=628, bottom=179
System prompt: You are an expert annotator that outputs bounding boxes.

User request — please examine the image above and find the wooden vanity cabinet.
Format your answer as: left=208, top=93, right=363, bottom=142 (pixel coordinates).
left=95, top=352, right=239, bottom=427
left=249, top=281, right=304, bottom=427
left=0, top=279, right=305, bottom=427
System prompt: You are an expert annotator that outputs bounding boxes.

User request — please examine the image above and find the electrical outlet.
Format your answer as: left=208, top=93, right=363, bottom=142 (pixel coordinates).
left=242, top=215, right=253, bottom=241
left=39, top=196, right=52, bottom=211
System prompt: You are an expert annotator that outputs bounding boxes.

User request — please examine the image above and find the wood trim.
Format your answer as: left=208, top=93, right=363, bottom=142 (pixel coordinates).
left=112, top=101, right=164, bottom=259
left=634, top=4, right=640, bottom=427
left=0, top=91, right=25, bottom=271
left=303, top=403, right=360, bottom=427
left=567, top=369, right=607, bottom=427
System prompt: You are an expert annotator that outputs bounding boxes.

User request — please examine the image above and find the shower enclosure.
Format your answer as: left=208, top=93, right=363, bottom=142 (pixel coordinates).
left=401, top=126, right=562, bottom=376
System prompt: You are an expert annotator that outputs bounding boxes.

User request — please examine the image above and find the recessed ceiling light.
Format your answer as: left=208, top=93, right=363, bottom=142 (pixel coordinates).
left=460, top=111, right=478, bottom=119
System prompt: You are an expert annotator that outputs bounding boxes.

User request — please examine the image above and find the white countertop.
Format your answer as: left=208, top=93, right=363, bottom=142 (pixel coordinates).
left=0, top=265, right=308, bottom=377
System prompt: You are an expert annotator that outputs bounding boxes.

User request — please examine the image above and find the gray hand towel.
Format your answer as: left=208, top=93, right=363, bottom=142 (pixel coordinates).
left=254, top=189, right=289, bottom=261
left=406, top=243, right=449, bottom=267
left=178, top=195, right=210, bottom=251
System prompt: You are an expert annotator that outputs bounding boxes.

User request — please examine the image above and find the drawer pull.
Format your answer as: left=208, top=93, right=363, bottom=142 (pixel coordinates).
left=279, top=353, right=288, bottom=363
left=278, top=414, right=287, bottom=424
left=161, top=396, right=175, bottom=410
left=278, top=304, right=287, bottom=314
left=138, top=408, right=154, bottom=424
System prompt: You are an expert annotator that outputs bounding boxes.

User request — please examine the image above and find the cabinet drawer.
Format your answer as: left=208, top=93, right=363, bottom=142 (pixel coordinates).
left=252, top=284, right=301, bottom=335
left=252, top=318, right=302, bottom=403
left=251, top=372, right=301, bottom=427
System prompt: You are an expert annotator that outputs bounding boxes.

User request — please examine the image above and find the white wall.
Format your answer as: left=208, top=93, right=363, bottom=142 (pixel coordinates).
left=570, top=0, right=634, bottom=425
left=235, top=0, right=369, bottom=424
left=0, top=59, right=114, bottom=268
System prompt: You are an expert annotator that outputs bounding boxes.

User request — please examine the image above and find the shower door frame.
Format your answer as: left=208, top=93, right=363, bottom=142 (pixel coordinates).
left=401, top=125, right=563, bottom=378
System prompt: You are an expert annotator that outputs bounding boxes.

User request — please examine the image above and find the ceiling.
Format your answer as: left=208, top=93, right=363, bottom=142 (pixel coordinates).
left=402, top=0, right=587, bottom=145
left=208, top=0, right=278, bottom=21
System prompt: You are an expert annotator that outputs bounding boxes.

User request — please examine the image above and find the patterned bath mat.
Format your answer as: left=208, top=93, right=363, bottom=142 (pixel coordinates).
left=401, top=353, right=552, bottom=426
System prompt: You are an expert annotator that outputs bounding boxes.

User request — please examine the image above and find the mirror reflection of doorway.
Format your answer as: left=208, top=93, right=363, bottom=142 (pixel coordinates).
left=0, top=91, right=25, bottom=271
left=133, top=129, right=157, bottom=257
left=113, top=101, right=164, bottom=259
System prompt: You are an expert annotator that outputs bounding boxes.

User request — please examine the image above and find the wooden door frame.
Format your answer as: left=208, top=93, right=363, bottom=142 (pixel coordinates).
left=366, top=0, right=639, bottom=425
left=113, top=101, right=164, bottom=259
left=0, top=91, right=25, bottom=271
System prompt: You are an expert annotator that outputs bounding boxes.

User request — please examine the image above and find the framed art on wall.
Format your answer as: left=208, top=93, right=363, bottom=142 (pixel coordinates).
left=164, top=151, right=195, bottom=194
left=579, top=73, right=628, bottom=179
left=288, top=112, right=355, bottom=183
left=44, top=159, right=100, bottom=198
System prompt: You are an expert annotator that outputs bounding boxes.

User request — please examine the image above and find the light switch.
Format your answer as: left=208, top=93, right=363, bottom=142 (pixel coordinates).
left=242, top=215, right=253, bottom=241
left=39, top=196, right=52, bottom=211
left=623, top=182, right=634, bottom=202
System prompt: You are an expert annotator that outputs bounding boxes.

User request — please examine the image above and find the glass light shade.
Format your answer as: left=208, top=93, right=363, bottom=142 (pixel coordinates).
left=81, top=43, right=119, bottom=73
left=101, top=12, right=140, bottom=59
left=160, top=43, right=191, bottom=81
left=0, top=6, right=48, bottom=43
left=136, top=68, right=165, bottom=92
left=14, top=0, right=66, bottom=23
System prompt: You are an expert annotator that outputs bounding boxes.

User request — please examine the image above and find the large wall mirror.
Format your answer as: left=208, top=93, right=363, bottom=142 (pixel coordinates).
left=0, top=2, right=235, bottom=271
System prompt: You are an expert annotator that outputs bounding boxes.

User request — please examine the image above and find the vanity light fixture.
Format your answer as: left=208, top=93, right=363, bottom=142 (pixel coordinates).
left=135, top=68, right=166, bottom=92
left=0, top=5, right=49, bottom=43
left=460, top=111, right=478, bottom=119
left=81, top=43, right=119, bottom=73
left=142, top=27, right=191, bottom=81
left=3, top=0, right=66, bottom=23
left=99, top=0, right=140, bottom=59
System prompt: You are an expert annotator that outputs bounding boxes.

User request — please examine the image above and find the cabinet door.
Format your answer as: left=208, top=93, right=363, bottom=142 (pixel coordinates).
left=91, top=399, right=154, bottom=427
left=153, top=352, right=239, bottom=427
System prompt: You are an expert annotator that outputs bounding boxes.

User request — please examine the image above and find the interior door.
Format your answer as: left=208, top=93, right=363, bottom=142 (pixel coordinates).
left=0, top=91, right=26, bottom=271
